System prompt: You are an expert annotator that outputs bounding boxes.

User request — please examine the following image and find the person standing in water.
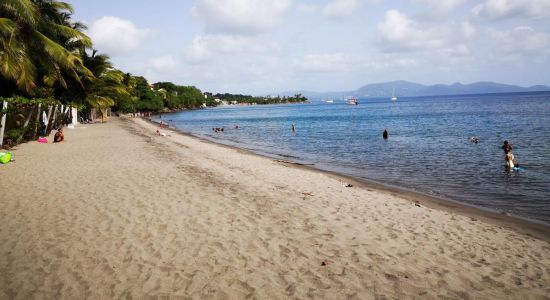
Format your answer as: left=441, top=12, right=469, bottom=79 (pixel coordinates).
left=383, top=129, right=389, bottom=139
left=291, top=123, right=296, bottom=132
left=502, top=140, right=512, bottom=154
left=502, top=141, right=517, bottom=168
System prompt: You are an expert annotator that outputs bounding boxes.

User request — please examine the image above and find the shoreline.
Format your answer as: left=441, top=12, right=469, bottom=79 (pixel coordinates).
left=2, top=116, right=549, bottom=298
left=149, top=117, right=550, bottom=240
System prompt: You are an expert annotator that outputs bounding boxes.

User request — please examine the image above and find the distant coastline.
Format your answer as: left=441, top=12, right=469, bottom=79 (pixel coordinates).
left=282, top=80, right=550, bottom=100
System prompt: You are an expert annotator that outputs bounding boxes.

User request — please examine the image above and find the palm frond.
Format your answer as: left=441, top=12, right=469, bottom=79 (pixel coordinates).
left=51, top=23, right=92, bottom=46
left=0, top=18, right=17, bottom=37
left=44, top=1, right=74, bottom=14
left=0, top=0, right=38, bottom=26
left=35, top=31, right=78, bottom=70
left=0, top=40, right=36, bottom=93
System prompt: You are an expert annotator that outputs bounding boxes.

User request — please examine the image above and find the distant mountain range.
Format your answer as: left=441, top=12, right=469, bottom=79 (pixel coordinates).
left=280, top=80, right=550, bottom=100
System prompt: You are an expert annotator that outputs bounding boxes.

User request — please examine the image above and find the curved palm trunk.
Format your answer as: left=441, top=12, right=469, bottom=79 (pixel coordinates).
left=0, top=100, right=7, bottom=148
left=33, top=103, right=42, bottom=139
left=45, top=105, right=53, bottom=134
left=51, top=104, right=59, bottom=130
left=23, top=105, right=34, bottom=128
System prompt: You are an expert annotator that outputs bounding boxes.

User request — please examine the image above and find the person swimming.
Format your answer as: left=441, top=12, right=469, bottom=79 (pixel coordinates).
left=383, top=129, right=389, bottom=139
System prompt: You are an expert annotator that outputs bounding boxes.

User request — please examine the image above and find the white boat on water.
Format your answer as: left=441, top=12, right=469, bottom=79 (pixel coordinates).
left=391, top=88, right=398, bottom=101
left=325, top=99, right=334, bottom=103
left=347, top=97, right=358, bottom=105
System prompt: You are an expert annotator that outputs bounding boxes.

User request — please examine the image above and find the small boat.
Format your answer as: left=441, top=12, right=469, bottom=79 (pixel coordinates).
left=391, top=88, right=397, bottom=101
left=347, top=97, right=358, bottom=105
left=325, top=99, right=334, bottom=103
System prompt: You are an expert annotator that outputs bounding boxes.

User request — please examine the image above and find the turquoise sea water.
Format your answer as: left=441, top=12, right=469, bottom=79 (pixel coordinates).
left=155, top=92, right=550, bottom=224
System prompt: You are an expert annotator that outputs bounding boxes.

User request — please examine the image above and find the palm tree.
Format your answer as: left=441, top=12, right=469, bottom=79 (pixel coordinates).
left=0, top=0, right=93, bottom=95
left=86, top=69, right=130, bottom=122
left=78, top=50, right=130, bottom=121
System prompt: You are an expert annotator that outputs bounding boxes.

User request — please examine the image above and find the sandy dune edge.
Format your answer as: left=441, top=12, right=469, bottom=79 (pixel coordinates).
left=0, top=117, right=548, bottom=299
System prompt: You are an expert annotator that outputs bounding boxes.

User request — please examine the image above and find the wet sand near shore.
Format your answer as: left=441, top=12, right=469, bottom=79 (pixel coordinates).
left=0, top=116, right=548, bottom=299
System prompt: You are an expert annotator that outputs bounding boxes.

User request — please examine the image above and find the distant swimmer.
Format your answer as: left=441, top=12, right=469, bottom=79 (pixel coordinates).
left=383, top=129, right=389, bottom=139
left=470, top=137, right=479, bottom=144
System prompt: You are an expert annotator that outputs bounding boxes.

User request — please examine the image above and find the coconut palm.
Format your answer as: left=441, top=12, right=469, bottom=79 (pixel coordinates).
left=86, top=69, right=131, bottom=122
left=0, top=0, right=93, bottom=95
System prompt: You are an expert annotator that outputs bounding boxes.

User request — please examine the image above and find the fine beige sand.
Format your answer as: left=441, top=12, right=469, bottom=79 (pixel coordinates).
left=1, top=117, right=549, bottom=299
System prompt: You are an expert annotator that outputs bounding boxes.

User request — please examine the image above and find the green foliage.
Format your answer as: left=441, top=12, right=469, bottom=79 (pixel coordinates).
left=150, top=82, right=205, bottom=110
left=212, top=93, right=308, bottom=105
left=176, top=86, right=204, bottom=109
left=0, top=96, right=59, bottom=106
left=5, top=127, right=26, bottom=143
left=1, top=0, right=309, bottom=140
left=0, top=0, right=93, bottom=95
left=132, top=76, right=163, bottom=112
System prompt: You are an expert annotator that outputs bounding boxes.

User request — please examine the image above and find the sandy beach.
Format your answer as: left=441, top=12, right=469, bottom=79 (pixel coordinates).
left=0, top=116, right=549, bottom=299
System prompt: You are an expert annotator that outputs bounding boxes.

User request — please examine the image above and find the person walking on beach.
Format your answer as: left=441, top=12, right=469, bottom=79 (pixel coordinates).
left=383, top=129, right=389, bottom=139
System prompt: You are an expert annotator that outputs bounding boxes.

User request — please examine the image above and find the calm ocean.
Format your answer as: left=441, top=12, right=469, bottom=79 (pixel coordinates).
left=154, top=92, right=550, bottom=224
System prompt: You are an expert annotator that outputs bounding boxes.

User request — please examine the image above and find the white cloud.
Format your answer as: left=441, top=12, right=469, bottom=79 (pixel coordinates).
left=486, top=26, right=550, bottom=55
left=296, top=3, right=320, bottom=14
left=462, top=22, right=476, bottom=38
left=193, top=0, right=291, bottom=35
left=323, top=0, right=363, bottom=17
left=472, top=0, right=550, bottom=21
left=413, top=0, right=466, bottom=12
left=377, top=10, right=447, bottom=51
left=294, top=53, right=360, bottom=72
left=150, top=55, right=177, bottom=72
left=87, top=16, right=154, bottom=55
left=184, top=34, right=280, bottom=62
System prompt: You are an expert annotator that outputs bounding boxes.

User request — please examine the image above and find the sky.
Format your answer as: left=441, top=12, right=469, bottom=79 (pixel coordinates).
left=70, top=0, right=550, bottom=95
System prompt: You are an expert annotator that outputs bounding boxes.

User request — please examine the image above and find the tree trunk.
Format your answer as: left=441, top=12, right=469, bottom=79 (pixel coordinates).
left=45, top=105, right=53, bottom=134
left=33, top=103, right=42, bottom=139
left=18, top=105, right=36, bottom=142
left=51, top=104, right=59, bottom=130
left=0, top=101, right=7, bottom=148
left=23, top=105, right=35, bottom=128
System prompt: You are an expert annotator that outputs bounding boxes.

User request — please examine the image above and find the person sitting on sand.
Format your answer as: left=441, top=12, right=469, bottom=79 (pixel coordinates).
left=54, top=128, right=64, bottom=143
left=156, top=129, right=166, bottom=137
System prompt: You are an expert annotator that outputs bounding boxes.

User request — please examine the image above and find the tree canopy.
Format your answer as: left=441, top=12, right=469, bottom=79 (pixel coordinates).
left=0, top=0, right=307, bottom=116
